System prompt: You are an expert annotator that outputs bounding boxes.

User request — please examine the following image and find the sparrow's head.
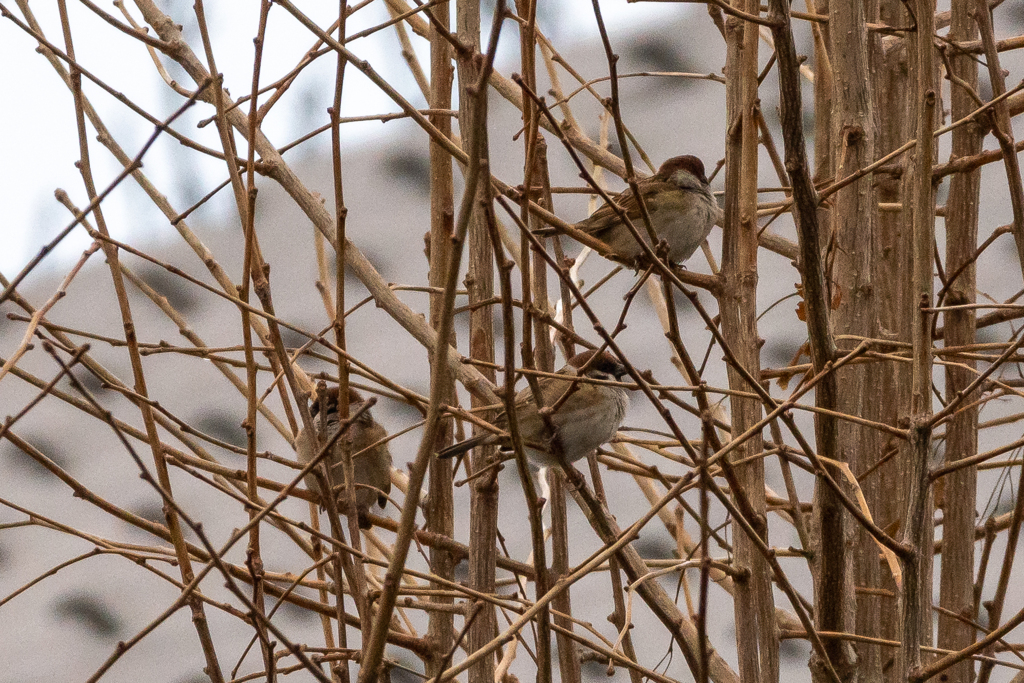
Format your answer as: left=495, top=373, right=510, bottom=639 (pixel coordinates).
left=658, top=155, right=709, bottom=188
left=567, top=350, right=629, bottom=382
left=310, top=387, right=369, bottom=420
left=311, top=388, right=336, bottom=419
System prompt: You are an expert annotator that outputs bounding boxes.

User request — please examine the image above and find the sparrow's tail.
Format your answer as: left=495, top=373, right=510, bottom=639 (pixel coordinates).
left=436, top=433, right=491, bottom=459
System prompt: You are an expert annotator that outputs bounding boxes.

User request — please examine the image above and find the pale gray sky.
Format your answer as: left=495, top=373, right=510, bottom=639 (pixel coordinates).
left=0, top=0, right=685, bottom=275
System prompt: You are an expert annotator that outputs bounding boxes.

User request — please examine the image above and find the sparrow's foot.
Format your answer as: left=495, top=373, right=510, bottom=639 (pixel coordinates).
left=655, top=238, right=672, bottom=261
left=357, top=510, right=372, bottom=530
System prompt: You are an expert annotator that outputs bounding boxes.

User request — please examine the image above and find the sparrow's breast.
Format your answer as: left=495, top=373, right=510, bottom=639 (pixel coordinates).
left=652, top=190, right=720, bottom=262
left=553, top=385, right=630, bottom=463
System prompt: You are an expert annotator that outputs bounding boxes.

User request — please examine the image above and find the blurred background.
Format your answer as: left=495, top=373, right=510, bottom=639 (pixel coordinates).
left=4, top=0, right=1024, bottom=681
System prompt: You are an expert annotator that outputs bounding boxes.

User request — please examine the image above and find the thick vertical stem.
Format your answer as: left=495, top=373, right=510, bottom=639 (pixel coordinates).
left=868, top=1, right=918, bottom=678
left=822, top=0, right=878, bottom=677
left=721, top=5, right=778, bottom=683
left=456, top=0, right=499, bottom=680
left=426, top=1, right=456, bottom=675
left=899, top=0, right=937, bottom=677
left=936, top=3, right=981, bottom=682
left=847, top=3, right=890, bottom=673
left=244, top=2, right=275, bottom=679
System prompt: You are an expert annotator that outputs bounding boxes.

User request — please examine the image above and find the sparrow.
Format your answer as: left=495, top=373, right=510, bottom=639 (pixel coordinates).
left=296, top=387, right=393, bottom=529
left=537, top=155, right=722, bottom=265
left=436, top=350, right=632, bottom=468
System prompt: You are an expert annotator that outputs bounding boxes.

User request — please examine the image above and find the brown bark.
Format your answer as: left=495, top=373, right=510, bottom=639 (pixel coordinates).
left=897, top=0, right=938, bottom=677
left=425, top=2, right=457, bottom=676
left=721, top=3, right=778, bottom=682
left=867, top=1, right=917, bottom=677
left=935, top=3, right=982, bottom=682
left=826, top=0, right=878, bottom=678
left=457, top=2, right=499, bottom=681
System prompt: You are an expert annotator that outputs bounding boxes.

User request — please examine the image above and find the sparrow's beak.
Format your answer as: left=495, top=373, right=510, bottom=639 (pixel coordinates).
left=616, top=367, right=642, bottom=390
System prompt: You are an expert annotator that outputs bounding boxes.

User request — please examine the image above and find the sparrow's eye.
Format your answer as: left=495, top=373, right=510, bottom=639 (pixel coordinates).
left=592, top=357, right=625, bottom=378
left=320, top=400, right=339, bottom=419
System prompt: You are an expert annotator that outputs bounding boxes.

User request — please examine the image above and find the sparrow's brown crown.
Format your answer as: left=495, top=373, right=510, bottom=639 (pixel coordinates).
left=310, top=387, right=365, bottom=417
left=658, top=155, right=709, bottom=186
left=568, top=350, right=628, bottom=380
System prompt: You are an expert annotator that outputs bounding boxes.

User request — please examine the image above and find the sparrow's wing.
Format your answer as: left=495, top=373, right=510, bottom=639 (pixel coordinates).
left=436, top=432, right=492, bottom=459
left=449, top=370, right=580, bottom=452
left=577, top=179, right=677, bottom=237
left=504, top=371, right=584, bottom=439
left=545, top=381, right=609, bottom=426
left=351, top=423, right=392, bottom=507
left=530, top=191, right=636, bottom=238
left=366, top=423, right=393, bottom=499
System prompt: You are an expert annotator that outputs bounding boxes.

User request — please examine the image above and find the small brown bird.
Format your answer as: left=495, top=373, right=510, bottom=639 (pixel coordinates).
left=537, top=155, right=722, bottom=265
left=296, top=387, right=392, bottom=529
left=436, top=350, right=632, bottom=468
